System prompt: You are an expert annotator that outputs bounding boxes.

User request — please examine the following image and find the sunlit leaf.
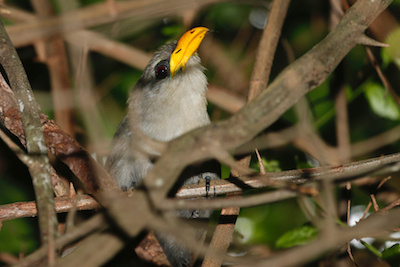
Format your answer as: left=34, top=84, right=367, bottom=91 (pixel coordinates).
left=275, top=225, right=317, bottom=249
left=364, top=81, right=400, bottom=121
left=384, top=27, right=400, bottom=69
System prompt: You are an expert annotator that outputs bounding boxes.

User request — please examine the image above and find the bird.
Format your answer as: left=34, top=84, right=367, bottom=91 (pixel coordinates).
left=106, top=27, right=220, bottom=267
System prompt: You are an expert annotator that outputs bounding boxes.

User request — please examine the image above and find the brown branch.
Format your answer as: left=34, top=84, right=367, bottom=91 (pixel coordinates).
left=15, top=214, right=107, bottom=267
left=335, top=85, right=351, bottom=163
left=55, top=231, right=125, bottom=267
left=4, top=5, right=247, bottom=120
left=64, top=30, right=152, bottom=70
left=351, top=125, right=400, bottom=157
left=241, top=122, right=400, bottom=160
left=163, top=190, right=300, bottom=212
left=0, top=253, right=19, bottom=265
left=2, top=150, right=400, bottom=222
left=293, top=97, right=339, bottom=165
left=30, top=0, right=75, bottom=136
left=202, top=200, right=240, bottom=267
left=0, top=195, right=99, bottom=221
left=3, top=0, right=226, bottom=48
left=58, top=0, right=110, bottom=151
left=204, top=2, right=292, bottom=265
left=247, top=0, right=291, bottom=101
left=1, top=0, right=394, bottom=265
left=206, top=85, right=246, bottom=114
left=235, top=125, right=299, bottom=154
left=175, top=151, right=400, bottom=199
left=0, top=126, right=67, bottom=198
left=200, top=38, right=249, bottom=95
left=0, top=71, right=118, bottom=193
left=243, top=208, right=400, bottom=267
left=0, top=20, right=58, bottom=244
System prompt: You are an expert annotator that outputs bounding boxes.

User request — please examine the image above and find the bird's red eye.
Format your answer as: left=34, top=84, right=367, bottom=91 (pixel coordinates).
left=156, top=65, right=168, bottom=79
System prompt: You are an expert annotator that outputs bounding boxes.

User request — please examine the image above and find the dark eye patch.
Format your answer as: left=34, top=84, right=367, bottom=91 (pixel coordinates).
left=154, top=60, right=169, bottom=80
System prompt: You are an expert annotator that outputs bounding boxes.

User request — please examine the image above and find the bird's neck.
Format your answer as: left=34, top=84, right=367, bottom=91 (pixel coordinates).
left=133, top=66, right=210, bottom=142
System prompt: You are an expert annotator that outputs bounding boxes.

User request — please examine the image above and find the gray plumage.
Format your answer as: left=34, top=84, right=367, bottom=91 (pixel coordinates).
left=106, top=41, right=220, bottom=267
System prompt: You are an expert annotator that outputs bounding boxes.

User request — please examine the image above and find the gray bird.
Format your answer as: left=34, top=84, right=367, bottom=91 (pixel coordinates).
left=106, top=27, right=220, bottom=267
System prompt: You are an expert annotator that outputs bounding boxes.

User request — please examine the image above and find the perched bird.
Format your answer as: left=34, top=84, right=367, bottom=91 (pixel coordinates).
left=106, top=27, right=220, bottom=267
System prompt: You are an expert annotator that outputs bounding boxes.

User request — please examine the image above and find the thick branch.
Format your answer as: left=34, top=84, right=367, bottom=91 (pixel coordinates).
left=0, top=72, right=118, bottom=193
left=0, top=21, right=57, bottom=244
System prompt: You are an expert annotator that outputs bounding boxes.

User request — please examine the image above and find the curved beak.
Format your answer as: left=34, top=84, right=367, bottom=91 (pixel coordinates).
left=170, top=27, right=209, bottom=78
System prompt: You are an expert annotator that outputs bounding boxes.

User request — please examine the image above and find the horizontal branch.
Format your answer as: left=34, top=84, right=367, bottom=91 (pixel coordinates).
left=0, top=195, right=99, bottom=221
left=3, top=151, right=399, bottom=221
left=3, top=0, right=225, bottom=47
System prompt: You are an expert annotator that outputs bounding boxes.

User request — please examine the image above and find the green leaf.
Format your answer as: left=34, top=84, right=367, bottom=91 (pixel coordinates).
left=364, top=81, right=400, bottom=121
left=382, top=244, right=400, bottom=267
left=250, top=157, right=281, bottom=173
left=260, top=158, right=281, bottom=172
left=161, top=25, right=184, bottom=38
left=295, top=155, right=315, bottom=169
left=383, top=27, right=400, bottom=69
left=0, top=219, right=39, bottom=255
left=360, top=239, right=382, bottom=258
left=275, top=225, right=317, bottom=248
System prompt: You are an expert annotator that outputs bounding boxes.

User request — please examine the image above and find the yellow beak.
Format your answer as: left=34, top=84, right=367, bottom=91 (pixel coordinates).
left=170, top=27, right=209, bottom=77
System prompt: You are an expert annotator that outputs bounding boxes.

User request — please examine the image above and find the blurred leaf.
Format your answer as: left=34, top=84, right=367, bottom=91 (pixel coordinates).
left=237, top=199, right=309, bottom=246
left=221, top=163, right=230, bottom=179
left=360, top=239, right=382, bottom=258
left=275, top=225, right=317, bottom=249
left=207, top=4, right=251, bottom=31
left=0, top=219, right=39, bottom=255
left=0, top=177, right=38, bottom=255
left=364, top=81, right=400, bottom=121
left=384, top=27, right=400, bottom=69
left=382, top=244, right=400, bottom=267
left=250, top=157, right=281, bottom=173
left=295, top=155, right=315, bottom=169
left=161, top=25, right=184, bottom=38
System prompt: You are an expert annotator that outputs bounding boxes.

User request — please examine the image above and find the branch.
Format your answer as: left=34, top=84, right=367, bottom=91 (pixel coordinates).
left=14, top=214, right=107, bottom=267
left=0, top=195, right=99, bottom=221
left=0, top=72, right=118, bottom=193
left=243, top=208, right=400, bottom=267
left=0, top=21, right=57, bottom=244
left=2, top=150, right=400, bottom=222
left=3, top=0, right=226, bottom=48
left=203, top=1, right=291, bottom=265
left=247, top=0, right=291, bottom=101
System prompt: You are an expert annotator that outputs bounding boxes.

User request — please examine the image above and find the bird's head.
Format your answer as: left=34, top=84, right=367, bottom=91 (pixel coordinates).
left=137, top=27, right=209, bottom=88
left=129, top=27, right=210, bottom=141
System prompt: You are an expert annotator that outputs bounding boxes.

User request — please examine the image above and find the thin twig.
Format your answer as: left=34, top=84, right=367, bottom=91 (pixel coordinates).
left=255, top=149, right=266, bottom=175
left=370, top=194, right=380, bottom=212
left=247, top=0, right=291, bottom=101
